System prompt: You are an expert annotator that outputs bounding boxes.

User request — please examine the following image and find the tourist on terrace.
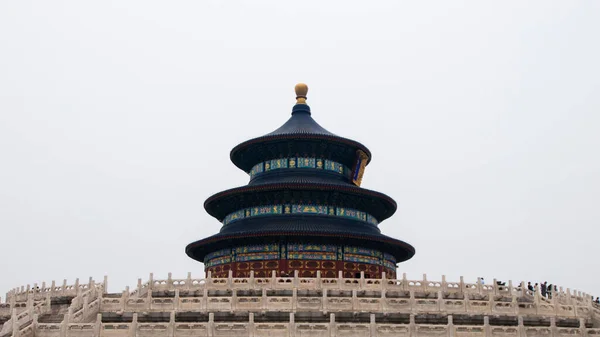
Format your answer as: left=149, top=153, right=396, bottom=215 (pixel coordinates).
left=548, top=283, right=553, bottom=299
left=594, top=297, right=599, bottom=305
left=541, top=282, right=548, bottom=298
left=528, top=282, right=534, bottom=293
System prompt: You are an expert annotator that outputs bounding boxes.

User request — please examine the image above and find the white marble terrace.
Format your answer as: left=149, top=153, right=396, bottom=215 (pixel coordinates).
left=1, top=272, right=599, bottom=337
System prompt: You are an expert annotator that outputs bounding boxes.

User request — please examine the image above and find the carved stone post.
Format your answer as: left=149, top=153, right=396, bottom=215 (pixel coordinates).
left=248, top=312, right=255, bottom=337
left=103, top=275, right=108, bottom=294
left=292, top=288, right=298, bottom=312
left=316, top=271, right=322, bottom=290
left=409, top=314, right=416, bottom=337
left=442, top=275, right=447, bottom=292
left=518, top=316, right=525, bottom=337
left=580, top=318, right=588, bottom=337
left=330, top=313, right=336, bottom=337
left=448, top=315, right=454, bottom=337
left=550, top=316, right=557, bottom=337
left=483, top=316, right=491, bottom=337
left=168, top=311, right=175, bottom=337
left=94, top=313, right=102, bottom=337
left=289, top=312, right=295, bottom=337
left=208, top=312, right=215, bottom=337
left=131, top=313, right=139, bottom=337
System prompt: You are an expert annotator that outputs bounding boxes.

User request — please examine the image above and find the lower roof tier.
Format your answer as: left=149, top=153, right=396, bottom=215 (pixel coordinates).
left=185, top=217, right=415, bottom=265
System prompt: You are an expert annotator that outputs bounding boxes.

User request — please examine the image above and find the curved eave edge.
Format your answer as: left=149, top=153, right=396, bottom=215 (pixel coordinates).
left=229, top=134, right=373, bottom=172
left=203, top=183, right=398, bottom=221
left=185, top=232, right=416, bottom=263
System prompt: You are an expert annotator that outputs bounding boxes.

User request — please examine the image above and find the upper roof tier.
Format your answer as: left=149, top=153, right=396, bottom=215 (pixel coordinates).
left=230, top=84, right=372, bottom=174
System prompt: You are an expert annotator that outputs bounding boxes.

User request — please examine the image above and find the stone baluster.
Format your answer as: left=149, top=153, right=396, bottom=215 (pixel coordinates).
left=11, top=308, right=18, bottom=337
left=248, top=312, right=255, bottom=337
left=174, top=289, right=180, bottom=311
left=146, top=285, right=152, bottom=311
left=330, top=313, right=336, bottom=337
left=249, top=271, right=255, bottom=288
left=409, top=314, right=416, bottom=337
left=580, top=318, right=588, bottom=337
left=338, top=271, right=343, bottom=286
left=442, top=275, right=447, bottom=292
left=550, top=317, right=557, bottom=337
left=137, top=278, right=143, bottom=297
left=168, top=272, right=173, bottom=287
left=520, top=281, right=526, bottom=297
left=271, top=270, right=276, bottom=285
left=323, top=289, right=328, bottom=313
left=262, top=289, right=267, bottom=311
left=402, top=273, right=408, bottom=291
left=459, top=276, right=465, bottom=293
left=168, top=311, right=175, bottom=337
left=59, top=313, right=67, bottom=337
left=289, top=312, right=296, bottom=337
left=294, top=270, right=299, bottom=287
left=94, top=313, right=102, bottom=337
left=292, top=288, right=298, bottom=312
left=103, top=275, right=108, bottom=294
left=232, top=288, right=237, bottom=310
left=477, top=277, right=483, bottom=293
left=370, top=313, right=377, bottom=337
left=131, top=313, right=138, bottom=337
left=489, top=292, right=495, bottom=313
left=423, top=273, right=428, bottom=291
left=83, top=293, right=89, bottom=317
left=208, top=312, right=215, bottom=337
left=409, top=288, right=416, bottom=314
left=316, top=271, right=322, bottom=290
left=512, top=292, right=518, bottom=315
left=66, top=307, right=73, bottom=325
left=148, top=273, right=154, bottom=292
left=207, top=271, right=212, bottom=289
left=360, top=271, right=365, bottom=288
left=508, top=280, right=513, bottom=295
left=228, top=270, right=233, bottom=287
left=448, top=315, right=455, bottom=337
left=493, top=279, right=498, bottom=295
left=74, top=278, right=80, bottom=296
left=381, top=288, right=386, bottom=313
left=438, top=290, right=443, bottom=312
left=352, top=290, right=357, bottom=311
left=517, top=316, right=525, bottom=337
left=484, top=316, right=491, bottom=336
left=187, top=272, right=192, bottom=290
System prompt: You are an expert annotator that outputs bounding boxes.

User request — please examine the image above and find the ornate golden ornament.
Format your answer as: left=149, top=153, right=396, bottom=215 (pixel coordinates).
left=351, top=150, right=369, bottom=186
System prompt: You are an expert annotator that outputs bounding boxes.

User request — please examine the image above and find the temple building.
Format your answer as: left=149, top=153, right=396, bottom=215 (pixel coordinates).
left=1, top=84, right=599, bottom=337
left=186, top=83, right=414, bottom=279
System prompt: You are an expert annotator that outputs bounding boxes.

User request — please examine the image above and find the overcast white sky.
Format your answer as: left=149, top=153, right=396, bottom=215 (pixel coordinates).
left=0, top=1, right=599, bottom=297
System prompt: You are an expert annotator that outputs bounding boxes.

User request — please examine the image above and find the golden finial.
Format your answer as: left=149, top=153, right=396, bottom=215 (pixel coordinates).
left=295, top=83, right=308, bottom=104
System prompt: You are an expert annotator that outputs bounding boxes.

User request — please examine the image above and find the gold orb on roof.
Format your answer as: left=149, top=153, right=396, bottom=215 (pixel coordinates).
left=295, top=83, right=308, bottom=104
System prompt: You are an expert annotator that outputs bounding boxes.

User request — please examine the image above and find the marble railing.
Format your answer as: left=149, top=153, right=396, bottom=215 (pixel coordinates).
left=3, top=277, right=106, bottom=305
left=100, top=288, right=594, bottom=319
left=128, top=272, right=595, bottom=308
left=1, top=283, right=103, bottom=337
left=30, top=313, right=600, bottom=337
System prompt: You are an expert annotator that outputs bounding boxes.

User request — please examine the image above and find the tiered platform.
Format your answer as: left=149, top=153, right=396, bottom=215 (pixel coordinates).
left=1, top=273, right=599, bottom=337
